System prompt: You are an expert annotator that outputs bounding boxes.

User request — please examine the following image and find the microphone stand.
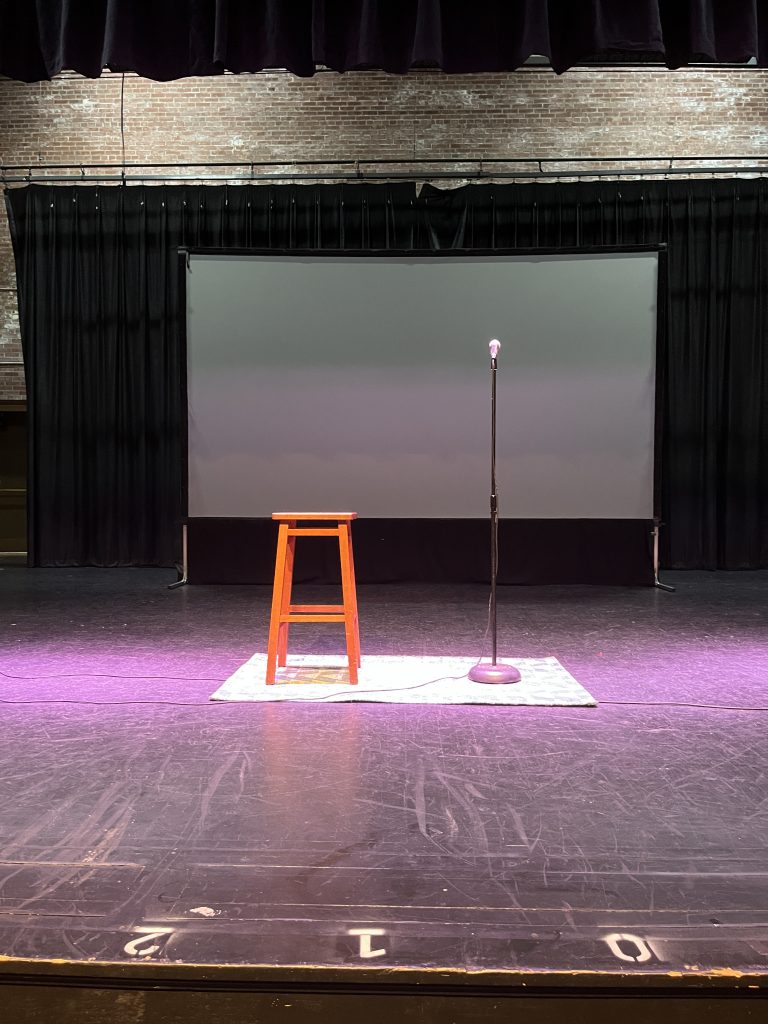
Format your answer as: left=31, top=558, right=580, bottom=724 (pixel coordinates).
left=469, top=342, right=521, bottom=685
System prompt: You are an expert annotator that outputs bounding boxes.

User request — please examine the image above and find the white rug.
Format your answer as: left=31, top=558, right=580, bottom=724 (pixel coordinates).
left=211, top=654, right=596, bottom=706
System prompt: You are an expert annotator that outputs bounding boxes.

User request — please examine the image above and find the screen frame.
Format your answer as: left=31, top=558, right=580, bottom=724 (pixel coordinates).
left=178, top=244, right=667, bottom=524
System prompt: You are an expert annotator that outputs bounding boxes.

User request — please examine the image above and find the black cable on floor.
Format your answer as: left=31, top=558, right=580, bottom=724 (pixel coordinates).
left=0, top=693, right=765, bottom=712
left=1, top=662, right=766, bottom=711
left=598, top=699, right=768, bottom=712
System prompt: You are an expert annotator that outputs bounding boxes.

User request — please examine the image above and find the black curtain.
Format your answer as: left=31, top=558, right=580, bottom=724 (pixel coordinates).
left=6, top=183, right=416, bottom=566
left=2, top=0, right=768, bottom=80
left=7, top=179, right=768, bottom=569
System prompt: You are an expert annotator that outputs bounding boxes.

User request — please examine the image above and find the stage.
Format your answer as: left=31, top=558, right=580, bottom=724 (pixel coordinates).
left=0, top=567, right=766, bottom=1020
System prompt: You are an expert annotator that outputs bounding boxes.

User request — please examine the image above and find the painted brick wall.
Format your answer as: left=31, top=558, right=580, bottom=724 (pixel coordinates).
left=2, top=67, right=768, bottom=400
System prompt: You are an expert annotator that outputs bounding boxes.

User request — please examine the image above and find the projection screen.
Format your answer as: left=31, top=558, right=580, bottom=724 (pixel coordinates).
left=185, top=250, right=658, bottom=520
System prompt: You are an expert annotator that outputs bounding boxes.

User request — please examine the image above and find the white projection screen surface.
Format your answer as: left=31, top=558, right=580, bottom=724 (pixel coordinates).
left=186, top=251, right=658, bottom=520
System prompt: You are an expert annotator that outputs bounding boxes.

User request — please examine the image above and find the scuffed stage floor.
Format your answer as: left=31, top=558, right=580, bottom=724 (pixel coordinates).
left=0, top=568, right=766, bottom=1008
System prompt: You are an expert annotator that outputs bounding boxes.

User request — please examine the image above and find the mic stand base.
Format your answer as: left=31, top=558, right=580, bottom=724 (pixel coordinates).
left=468, top=662, right=522, bottom=685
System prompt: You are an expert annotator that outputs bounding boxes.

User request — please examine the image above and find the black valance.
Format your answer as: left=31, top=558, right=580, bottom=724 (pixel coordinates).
left=1, top=0, right=767, bottom=81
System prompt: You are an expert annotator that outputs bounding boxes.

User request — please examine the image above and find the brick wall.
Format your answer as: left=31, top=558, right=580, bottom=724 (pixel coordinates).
left=2, top=67, right=768, bottom=400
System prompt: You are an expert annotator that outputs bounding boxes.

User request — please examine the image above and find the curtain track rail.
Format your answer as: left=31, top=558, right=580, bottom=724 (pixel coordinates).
left=2, top=158, right=768, bottom=185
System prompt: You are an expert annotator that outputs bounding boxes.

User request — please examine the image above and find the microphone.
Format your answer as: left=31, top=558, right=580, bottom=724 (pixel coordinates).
left=489, top=339, right=501, bottom=360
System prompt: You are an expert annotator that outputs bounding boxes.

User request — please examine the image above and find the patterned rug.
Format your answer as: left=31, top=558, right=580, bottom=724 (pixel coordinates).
left=211, top=654, right=596, bottom=706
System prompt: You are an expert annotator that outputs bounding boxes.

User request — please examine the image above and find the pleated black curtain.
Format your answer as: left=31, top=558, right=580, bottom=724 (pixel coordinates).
left=6, top=183, right=415, bottom=566
left=419, top=180, right=768, bottom=570
left=6, top=179, right=768, bottom=570
left=3, top=0, right=768, bottom=79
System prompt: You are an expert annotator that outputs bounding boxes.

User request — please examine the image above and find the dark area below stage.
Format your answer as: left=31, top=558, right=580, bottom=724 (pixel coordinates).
left=0, top=567, right=766, bottom=992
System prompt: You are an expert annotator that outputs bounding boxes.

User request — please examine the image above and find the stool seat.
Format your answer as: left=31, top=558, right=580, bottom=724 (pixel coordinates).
left=272, top=512, right=357, bottom=520
left=266, top=513, right=361, bottom=685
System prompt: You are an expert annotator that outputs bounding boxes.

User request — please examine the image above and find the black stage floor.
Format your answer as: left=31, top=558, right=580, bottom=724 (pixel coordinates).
left=0, top=568, right=766, bottom=1021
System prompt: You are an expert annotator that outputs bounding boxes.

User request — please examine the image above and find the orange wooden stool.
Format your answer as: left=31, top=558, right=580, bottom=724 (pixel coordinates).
left=266, top=513, right=361, bottom=685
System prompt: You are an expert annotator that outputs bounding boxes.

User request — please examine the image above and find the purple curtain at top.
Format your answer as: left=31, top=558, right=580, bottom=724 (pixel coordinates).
left=0, top=0, right=766, bottom=82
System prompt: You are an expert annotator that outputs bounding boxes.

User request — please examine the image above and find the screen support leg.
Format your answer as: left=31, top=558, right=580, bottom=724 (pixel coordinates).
left=167, top=523, right=189, bottom=590
left=653, top=520, right=675, bottom=592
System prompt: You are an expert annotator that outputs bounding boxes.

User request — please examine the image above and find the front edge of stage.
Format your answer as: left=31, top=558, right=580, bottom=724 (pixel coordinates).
left=185, top=517, right=654, bottom=586
left=0, top=959, right=764, bottom=1022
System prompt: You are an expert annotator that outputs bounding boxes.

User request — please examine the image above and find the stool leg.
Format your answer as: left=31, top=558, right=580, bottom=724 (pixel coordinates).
left=277, top=532, right=295, bottom=666
left=266, top=522, right=290, bottom=684
left=346, top=525, right=361, bottom=667
left=338, top=523, right=359, bottom=684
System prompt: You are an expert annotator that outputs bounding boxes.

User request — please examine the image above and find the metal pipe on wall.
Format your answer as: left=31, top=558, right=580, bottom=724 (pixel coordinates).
left=2, top=156, right=767, bottom=185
